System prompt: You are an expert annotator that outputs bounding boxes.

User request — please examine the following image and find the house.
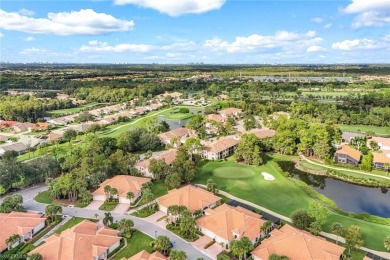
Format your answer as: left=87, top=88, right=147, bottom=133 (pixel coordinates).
left=158, top=128, right=197, bottom=148
left=32, top=122, right=51, bottom=131
left=49, top=117, right=70, bottom=126
left=218, top=108, right=242, bottom=118
left=48, top=132, right=64, bottom=142
left=196, top=204, right=266, bottom=246
left=135, top=149, right=178, bottom=178
left=68, top=123, right=92, bottom=132
left=373, top=152, right=390, bottom=170
left=203, top=137, right=240, bottom=160
left=205, top=114, right=225, bottom=134
left=157, top=185, right=221, bottom=213
left=147, top=103, right=163, bottom=111
left=334, top=145, right=361, bottom=166
left=99, top=116, right=118, bottom=125
left=218, top=94, right=229, bottom=100
left=251, top=224, right=345, bottom=260
left=341, top=131, right=365, bottom=144
left=0, top=121, right=17, bottom=129
left=246, top=129, right=276, bottom=139
left=0, top=211, right=46, bottom=252
left=29, top=220, right=121, bottom=260
left=13, top=122, right=35, bottom=133
left=0, top=142, right=29, bottom=156
left=123, top=250, right=167, bottom=260
left=369, top=136, right=390, bottom=151
left=92, top=175, right=151, bottom=204
left=156, top=92, right=182, bottom=100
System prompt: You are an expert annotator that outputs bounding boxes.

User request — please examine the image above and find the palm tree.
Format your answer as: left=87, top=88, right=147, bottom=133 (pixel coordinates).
left=5, top=234, right=20, bottom=249
left=110, top=187, right=118, bottom=201
left=169, top=250, right=187, bottom=260
left=104, top=185, right=111, bottom=201
left=103, top=212, right=114, bottom=226
left=167, top=205, right=179, bottom=224
left=240, top=237, right=254, bottom=260
left=206, top=179, right=218, bottom=194
left=230, top=240, right=245, bottom=260
left=331, top=222, right=344, bottom=245
left=154, top=235, right=171, bottom=255
left=260, top=220, right=273, bottom=236
left=126, top=191, right=134, bottom=205
left=142, top=188, right=155, bottom=210
left=28, top=253, right=43, bottom=260
left=45, top=204, right=62, bottom=224
left=118, top=218, right=134, bottom=233
left=179, top=210, right=195, bottom=238
left=384, top=236, right=390, bottom=251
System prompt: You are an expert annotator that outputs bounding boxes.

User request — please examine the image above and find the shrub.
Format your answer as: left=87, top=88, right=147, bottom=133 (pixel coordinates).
left=204, top=239, right=215, bottom=249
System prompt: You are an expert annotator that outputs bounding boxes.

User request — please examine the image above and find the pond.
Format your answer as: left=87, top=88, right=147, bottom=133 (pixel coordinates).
left=278, top=161, right=390, bottom=218
left=157, top=108, right=203, bottom=130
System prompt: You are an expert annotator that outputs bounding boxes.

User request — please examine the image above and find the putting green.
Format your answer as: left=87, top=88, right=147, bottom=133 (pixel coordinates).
left=212, top=166, right=255, bottom=179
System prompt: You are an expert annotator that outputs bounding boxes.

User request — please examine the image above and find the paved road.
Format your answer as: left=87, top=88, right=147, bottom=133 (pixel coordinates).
left=300, top=154, right=390, bottom=180
left=9, top=186, right=212, bottom=260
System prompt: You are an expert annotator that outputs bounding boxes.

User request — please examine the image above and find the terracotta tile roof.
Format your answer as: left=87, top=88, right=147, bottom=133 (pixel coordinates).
left=0, top=211, right=46, bottom=252
left=246, top=129, right=276, bottom=139
left=219, top=108, right=242, bottom=117
left=371, top=137, right=390, bottom=148
left=158, top=185, right=221, bottom=213
left=136, top=149, right=177, bottom=169
left=251, top=224, right=345, bottom=260
left=206, top=114, right=225, bottom=123
left=14, top=122, right=35, bottom=130
left=1, top=142, right=29, bottom=152
left=373, top=152, right=390, bottom=164
left=92, top=175, right=151, bottom=197
left=33, top=122, right=50, bottom=130
left=158, top=128, right=196, bottom=141
left=204, top=137, right=239, bottom=153
left=196, top=204, right=265, bottom=242
left=30, top=220, right=121, bottom=260
left=0, top=121, right=17, bottom=127
left=342, top=132, right=364, bottom=142
left=48, top=132, right=64, bottom=141
left=335, top=145, right=361, bottom=161
left=123, top=250, right=167, bottom=260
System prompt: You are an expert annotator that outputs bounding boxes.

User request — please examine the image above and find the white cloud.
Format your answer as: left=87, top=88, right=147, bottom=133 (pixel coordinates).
left=18, top=9, right=35, bottom=16
left=20, top=48, right=48, bottom=55
left=0, top=9, right=134, bottom=35
left=114, top=0, right=226, bottom=16
left=343, top=0, right=390, bottom=28
left=324, top=23, right=332, bottom=29
left=80, top=40, right=153, bottom=52
left=203, top=30, right=322, bottom=53
left=332, top=39, right=384, bottom=50
left=23, top=36, right=36, bottom=41
left=306, top=45, right=326, bottom=52
left=311, top=17, right=323, bottom=23
left=343, top=0, right=389, bottom=13
left=351, top=11, right=390, bottom=28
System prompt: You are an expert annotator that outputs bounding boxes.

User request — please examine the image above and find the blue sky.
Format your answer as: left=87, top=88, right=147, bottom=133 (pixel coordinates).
left=0, top=0, right=389, bottom=63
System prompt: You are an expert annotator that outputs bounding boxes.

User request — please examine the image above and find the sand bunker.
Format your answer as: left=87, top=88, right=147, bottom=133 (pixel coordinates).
left=261, top=172, right=275, bottom=181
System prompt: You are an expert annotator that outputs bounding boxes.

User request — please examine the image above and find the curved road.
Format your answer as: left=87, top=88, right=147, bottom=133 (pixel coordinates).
left=8, top=185, right=212, bottom=260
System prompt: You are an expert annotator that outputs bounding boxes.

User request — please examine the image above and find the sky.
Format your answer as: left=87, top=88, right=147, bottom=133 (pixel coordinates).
left=0, top=0, right=389, bottom=64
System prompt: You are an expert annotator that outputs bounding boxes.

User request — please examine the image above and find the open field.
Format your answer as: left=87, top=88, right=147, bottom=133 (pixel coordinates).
left=112, top=230, right=154, bottom=260
left=46, top=102, right=103, bottom=115
left=339, top=124, right=390, bottom=137
left=194, top=156, right=390, bottom=251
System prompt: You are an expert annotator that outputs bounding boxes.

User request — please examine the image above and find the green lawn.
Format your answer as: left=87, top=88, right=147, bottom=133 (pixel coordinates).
left=194, top=158, right=390, bottom=251
left=46, top=102, right=102, bottom=115
left=339, top=124, right=390, bottom=137
left=194, top=159, right=312, bottom=216
left=99, top=201, right=118, bottom=211
left=151, top=181, right=168, bottom=198
left=112, top=230, right=154, bottom=260
left=55, top=217, right=90, bottom=234
left=34, top=190, right=53, bottom=204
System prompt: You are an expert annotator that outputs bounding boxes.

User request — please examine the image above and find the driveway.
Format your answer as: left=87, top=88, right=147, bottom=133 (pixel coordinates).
left=191, top=235, right=223, bottom=260
left=144, top=211, right=167, bottom=229
left=113, top=203, right=129, bottom=214
left=85, top=200, right=104, bottom=210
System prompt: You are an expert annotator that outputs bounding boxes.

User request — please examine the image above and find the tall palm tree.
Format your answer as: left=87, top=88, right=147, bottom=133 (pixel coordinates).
left=154, top=235, right=171, bottom=255
left=384, top=236, right=390, bottom=251
left=260, top=220, right=273, bottom=236
left=104, top=185, right=111, bottom=201
left=206, top=179, right=218, bottom=194
left=126, top=191, right=134, bottom=205
left=240, top=237, right=254, bottom=260
left=5, top=234, right=20, bottom=250
left=331, top=222, right=344, bottom=245
left=110, top=187, right=118, bottom=201
left=103, top=212, right=114, bottom=226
